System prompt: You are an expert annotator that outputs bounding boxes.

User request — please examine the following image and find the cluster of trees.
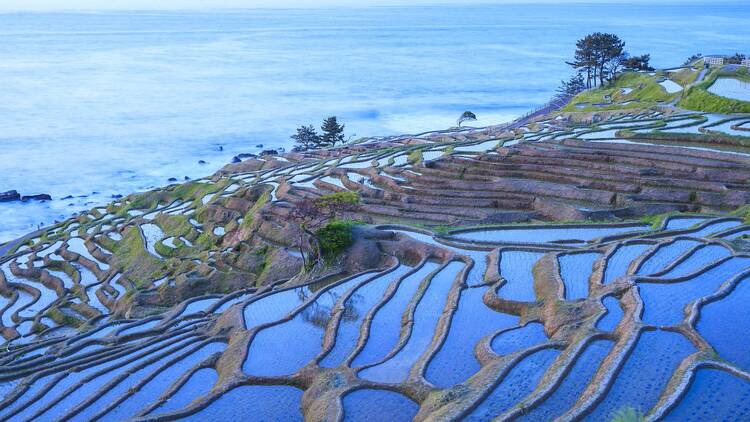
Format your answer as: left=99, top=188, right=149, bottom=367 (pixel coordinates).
left=727, top=53, right=747, bottom=64
left=622, top=54, right=653, bottom=71
left=567, top=32, right=626, bottom=88
left=554, top=73, right=587, bottom=102
left=566, top=32, right=651, bottom=89
left=291, top=116, right=346, bottom=151
left=683, top=53, right=746, bottom=66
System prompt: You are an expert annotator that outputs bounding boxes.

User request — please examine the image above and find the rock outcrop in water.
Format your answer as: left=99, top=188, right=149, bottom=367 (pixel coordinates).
left=0, top=190, right=21, bottom=202
left=0, top=190, right=52, bottom=202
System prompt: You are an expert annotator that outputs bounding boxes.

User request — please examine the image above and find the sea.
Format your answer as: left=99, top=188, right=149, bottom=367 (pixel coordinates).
left=1, top=2, right=749, bottom=242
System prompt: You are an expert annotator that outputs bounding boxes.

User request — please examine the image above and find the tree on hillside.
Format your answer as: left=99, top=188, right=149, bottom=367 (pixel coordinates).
left=289, top=191, right=360, bottom=269
left=605, top=51, right=629, bottom=81
left=727, top=53, right=747, bottom=64
left=554, top=73, right=586, bottom=102
left=321, top=116, right=346, bottom=147
left=568, top=35, right=597, bottom=88
left=593, top=33, right=626, bottom=86
left=291, top=125, right=320, bottom=151
left=622, top=54, right=653, bottom=71
left=683, top=54, right=702, bottom=66
left=457, top=111, right=477, bottom=127
left=567, top=32, right=626, bottom=88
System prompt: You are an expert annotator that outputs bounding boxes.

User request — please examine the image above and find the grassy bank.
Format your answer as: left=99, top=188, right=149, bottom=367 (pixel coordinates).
left=562, top=72, right=678, bottom=113
left=679, top=66, right=750, bottom=113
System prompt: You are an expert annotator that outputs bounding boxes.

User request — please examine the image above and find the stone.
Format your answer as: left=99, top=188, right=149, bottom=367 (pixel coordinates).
left=21, top=193, right=51, bottom=201
left=0, top=190, right=21, bottom=202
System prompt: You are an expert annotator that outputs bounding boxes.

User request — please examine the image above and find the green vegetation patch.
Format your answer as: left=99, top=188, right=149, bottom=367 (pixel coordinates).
left=668, top=67, right=700, bottom=86
left=679, top=67, right=750, bottom=113
left=610, top=407, right=645, bottom=422
left=108, top=226, right=168, bottom=288
left=316, top=219, right=356, bottom=260
left=241, top=189, right=270, bottom=230
left=407, top=149, right=423, bottom=165
left=563, top=72, right=676, bottom=113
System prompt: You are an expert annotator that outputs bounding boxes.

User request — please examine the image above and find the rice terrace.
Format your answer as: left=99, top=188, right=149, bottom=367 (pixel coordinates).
left=2, top=8, right=750, bottom=422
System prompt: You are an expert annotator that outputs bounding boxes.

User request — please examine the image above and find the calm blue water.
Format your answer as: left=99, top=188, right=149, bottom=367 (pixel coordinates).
left=1, top=3, right=749, bottom=242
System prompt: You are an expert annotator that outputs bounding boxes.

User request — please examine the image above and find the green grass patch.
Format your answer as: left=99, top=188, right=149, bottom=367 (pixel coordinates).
left=407, top=149, right=423, bottom=165
left=563, top=72, right=676, bottom=113
left=732, top=205, right=750, bottom=223
left=316, top=219, right=357, bottom=260
left=108, top=226, right=168, bottom=288
left=669, top=67, right=700, bottom=86
left=620, top=127, right=750, bottom=148
left=679, top=67, right=750, bottom=113
left=45, top=307, right=84, bottom=328
left=610, top=407, right=645, bottom=422
left=241, top=190, right=270, bottom=230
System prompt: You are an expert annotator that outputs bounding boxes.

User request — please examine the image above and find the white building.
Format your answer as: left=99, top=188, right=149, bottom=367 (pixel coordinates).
left=742, top=59, right=750, bottom=68
left=705, top=56, right=725, bottom=66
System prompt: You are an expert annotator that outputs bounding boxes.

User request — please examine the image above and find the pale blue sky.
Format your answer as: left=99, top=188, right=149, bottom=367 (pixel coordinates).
left=0, top=0, right=730, bottom=11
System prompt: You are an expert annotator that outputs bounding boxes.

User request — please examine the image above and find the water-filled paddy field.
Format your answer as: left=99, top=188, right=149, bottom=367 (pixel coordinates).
left=707, top=77, right=750, bottom=102
left=2, top=107, right=750, bottom=420
left=2, top=211, right=750, bottom=420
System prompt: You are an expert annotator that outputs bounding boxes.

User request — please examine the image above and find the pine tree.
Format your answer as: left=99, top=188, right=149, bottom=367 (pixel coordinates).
left=320, top=116, right=345, bottom=147
left=457, top=111, right=477, bottom=127
left=567, top=33, right=627, bottom=88
left=554, top=73, right=586, bottom=102
left=291, top=125, right=320, bottom=151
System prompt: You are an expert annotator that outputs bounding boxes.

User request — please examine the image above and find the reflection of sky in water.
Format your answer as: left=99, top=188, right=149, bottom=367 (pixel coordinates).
left=2, top=4, right=750, bottom=241
left=708, top=78, right=750, bottom=102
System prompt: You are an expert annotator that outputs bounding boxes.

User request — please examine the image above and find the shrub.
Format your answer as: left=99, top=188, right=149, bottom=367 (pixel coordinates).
left=316, top=220, right=355, bottom=259
left=407, top=149, right=423, bottom=164
left=314, top=191, right=360, bottom=209
left=610, top=407, right=645, bottom=422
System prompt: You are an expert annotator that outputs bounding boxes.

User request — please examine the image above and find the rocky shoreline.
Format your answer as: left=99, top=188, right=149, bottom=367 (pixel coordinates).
left=0, top=190, right=51, bottom=203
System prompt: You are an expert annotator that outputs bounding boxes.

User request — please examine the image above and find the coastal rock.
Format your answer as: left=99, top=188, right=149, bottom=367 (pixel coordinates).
left=218, top=157, right=278, bottom=175
left=0, top=190, right=21, bottom=202
left=260, top=149, right=278, bottom=156
left=168, top=177, right=178, bottom=182
left=21, top=193, right=51, bottom=201
left=198, top=160, right=207, bottom=165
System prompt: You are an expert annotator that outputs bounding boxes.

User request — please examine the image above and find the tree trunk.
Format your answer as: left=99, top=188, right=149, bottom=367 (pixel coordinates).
left=302, top=227, right=321, bottom=266
left=297, top=233, right=309, bottom=270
